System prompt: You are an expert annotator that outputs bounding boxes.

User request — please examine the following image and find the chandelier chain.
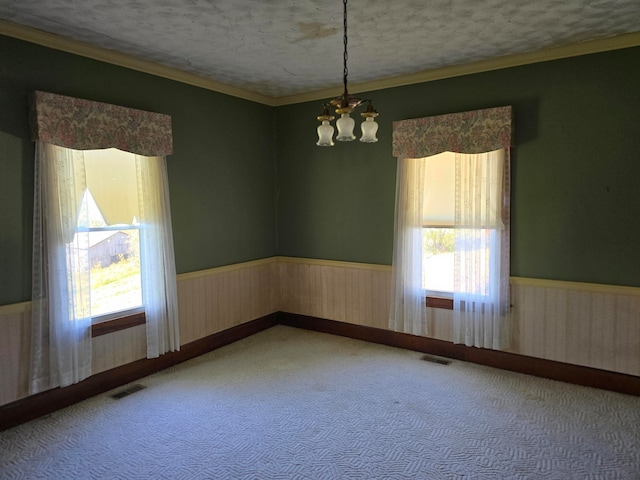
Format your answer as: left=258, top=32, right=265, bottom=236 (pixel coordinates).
left=315, top=0, right=378, bottom=146
left=343, top=0, right=348, bottom=94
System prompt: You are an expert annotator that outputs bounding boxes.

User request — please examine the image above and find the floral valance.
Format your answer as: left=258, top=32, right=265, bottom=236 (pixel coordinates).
left=30, top=91, right=173, bottom=156
left=393, top=106, right=512, bottom=158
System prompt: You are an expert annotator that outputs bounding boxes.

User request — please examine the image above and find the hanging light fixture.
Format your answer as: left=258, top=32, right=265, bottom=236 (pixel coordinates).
left=316, top=0, right=379, bottom=146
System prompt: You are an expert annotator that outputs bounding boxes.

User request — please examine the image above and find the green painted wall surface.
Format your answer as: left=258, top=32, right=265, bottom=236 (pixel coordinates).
left=1, top=35, right=639, bottom=307
left=0, top=35, right=277, bottom=306
left=276, top=47, right=640, bottom=287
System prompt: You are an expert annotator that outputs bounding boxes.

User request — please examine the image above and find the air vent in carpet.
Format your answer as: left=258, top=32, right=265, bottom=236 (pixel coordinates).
left=420, top=354, right=451, bottom=365
left=111, top=384, right=147, bottom=399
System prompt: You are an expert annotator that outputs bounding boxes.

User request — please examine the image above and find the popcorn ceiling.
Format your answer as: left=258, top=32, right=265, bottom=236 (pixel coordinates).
left=0, top=0, right=638, bottom=97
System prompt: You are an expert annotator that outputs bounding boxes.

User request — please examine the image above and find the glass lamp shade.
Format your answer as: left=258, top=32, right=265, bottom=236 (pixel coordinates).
left=336, top=113, right=356, bottom=141
left=359, top=116, right=379, bottom=143
left=316, top=120, right=335, bottom=147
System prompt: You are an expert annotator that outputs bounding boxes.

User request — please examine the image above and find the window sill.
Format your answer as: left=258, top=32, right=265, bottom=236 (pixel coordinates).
left=91, top=311, right=146, bottom=337
left=426, top=296, right=453, bottom=310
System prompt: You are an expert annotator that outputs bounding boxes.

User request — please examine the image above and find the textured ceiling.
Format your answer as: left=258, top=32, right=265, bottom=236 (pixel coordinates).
left=1, top=0, right=639, bottom=98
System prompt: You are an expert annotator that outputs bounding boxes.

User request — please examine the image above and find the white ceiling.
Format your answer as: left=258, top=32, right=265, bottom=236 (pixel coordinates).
left=1, top=0, right=639, bottom=99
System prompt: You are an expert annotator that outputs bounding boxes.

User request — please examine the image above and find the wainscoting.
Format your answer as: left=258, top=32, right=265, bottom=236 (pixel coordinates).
left=277, top=257, right=640, bottom=378
left=1, top=256, right=639, bottom=413
left=0, top=302, right=32, bottom=408
left=176, top=258, right=278, bottom=345
left=510, top=278, right=640, bottom=377
left=0, top=258, right=278, bottom=407
left=277, top=257, right=393, bottom=331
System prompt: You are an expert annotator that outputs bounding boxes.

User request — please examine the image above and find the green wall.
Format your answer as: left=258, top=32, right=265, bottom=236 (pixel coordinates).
left=276, top=47, right=640, bottom=287
left=1, top=34, right=639, bottom=307
left=0, top=35, right=277, bottom=306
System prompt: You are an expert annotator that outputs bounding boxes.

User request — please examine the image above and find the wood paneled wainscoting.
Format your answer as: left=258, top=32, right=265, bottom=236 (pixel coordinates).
left=2, top=256, right=640, bottom=430
left=277, top=257, right=640, bottom=378
left=0, top=258, right=279, bottom=409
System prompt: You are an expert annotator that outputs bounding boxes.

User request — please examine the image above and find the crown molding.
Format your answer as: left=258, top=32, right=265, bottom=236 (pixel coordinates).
left=274, top=31, right=640, bottom=106
left=1, top=19, right=639, bottom=108
left=0, top=20, right=278, bottom=107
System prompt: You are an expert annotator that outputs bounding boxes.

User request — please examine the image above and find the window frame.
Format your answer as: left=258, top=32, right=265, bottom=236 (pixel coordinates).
left=73, top=150, right=144, bottom=326
left=425, top=294, right=453, bottom=310
left=91, top=310, right=146, bottom=337
left=84, top=179, right=145, bottom=335
left=420, top=150, right=507, bottom=310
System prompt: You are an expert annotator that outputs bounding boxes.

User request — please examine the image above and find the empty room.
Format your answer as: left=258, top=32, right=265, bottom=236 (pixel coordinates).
left=1, top=1, right=640, bottom=478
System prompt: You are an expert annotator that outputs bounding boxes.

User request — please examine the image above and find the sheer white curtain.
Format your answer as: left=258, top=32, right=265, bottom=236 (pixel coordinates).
left=390, top=106, right=512, bottom=347
left=453, top=149, right=510, bottom=349
left=136, top=154, right=180, bottom=357
left=30, top=91, right=178, bottom=393
left=390, top=156, right=428, bottom=336
left=30, top=149, right=181, bottom=393
left=31, top=143, right=93, bottom=393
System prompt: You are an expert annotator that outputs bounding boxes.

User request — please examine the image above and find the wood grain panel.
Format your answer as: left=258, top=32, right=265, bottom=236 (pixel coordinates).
left=0, top=258, right=279, bottom=407
left=277, top=261, right=392, bottom=330
left=510, top=283, right=640, bottom=377
left=0, top=309, right=30, bottom=406
left=92, top=324, right=147, bottom=375
left=2, top=257, right=639, bottom=409
left=279, top=312, right=640, bottom=397
left=277, top=259, right=640, bottom=377
left=176, top=259, right=277, bottom=345
left=0, top=314, right=278, bottom=431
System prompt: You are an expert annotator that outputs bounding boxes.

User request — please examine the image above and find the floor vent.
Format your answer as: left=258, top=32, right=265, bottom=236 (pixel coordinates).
left=111, top=384, right=147, bottom=399
left=420, top=354, right=451, bottom=365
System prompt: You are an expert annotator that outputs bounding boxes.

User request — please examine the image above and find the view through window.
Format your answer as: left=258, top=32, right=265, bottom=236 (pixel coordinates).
left=421, top=151, right=496, bottom=296
left=422, top=227, right=454, bottom=293
left=421, top=151, right=455, bottom=295
left=73, top=149, right=142, bottom=318
left=423, top=227, right=493, bottom=295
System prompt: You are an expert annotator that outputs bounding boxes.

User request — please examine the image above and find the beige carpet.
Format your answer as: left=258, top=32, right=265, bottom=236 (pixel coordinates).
left=1, top=325, right=639, bottom=479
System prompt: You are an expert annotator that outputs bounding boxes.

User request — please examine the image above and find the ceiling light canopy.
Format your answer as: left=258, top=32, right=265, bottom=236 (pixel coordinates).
left=316, top=0, right=379, bottom=147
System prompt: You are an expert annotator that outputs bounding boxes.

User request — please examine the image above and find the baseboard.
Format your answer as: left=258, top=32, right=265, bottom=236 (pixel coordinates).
left=0, top=313, right=278, bottom=432
left=278, top=312, right=640, bottom=397
left=4, top=310, right=638, bottom=432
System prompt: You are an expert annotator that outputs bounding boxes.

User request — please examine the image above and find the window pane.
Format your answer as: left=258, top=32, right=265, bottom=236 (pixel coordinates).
left=71, top=150, right=143, bottom=319
left=89, top=228, right=142, bottom=316
left=84, top=149, right=139, bottom=225
left=457, top=228, right=494, bottom=296
left=423, top=227, right=495, bottom=296
left=422, top=228, right=454, bottom=292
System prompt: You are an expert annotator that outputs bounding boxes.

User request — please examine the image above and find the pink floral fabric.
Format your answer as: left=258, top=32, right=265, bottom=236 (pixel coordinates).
left=392, top=106, right=512, bottom=158
left=30, top=91, right=173, bottom=156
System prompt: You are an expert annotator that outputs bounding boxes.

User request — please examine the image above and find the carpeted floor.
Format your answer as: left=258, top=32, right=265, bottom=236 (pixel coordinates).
left=1, top=325, right=640, bottom=479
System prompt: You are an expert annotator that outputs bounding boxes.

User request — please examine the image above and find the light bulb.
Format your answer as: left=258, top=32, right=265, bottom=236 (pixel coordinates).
left=336, top=113, right=356, bottom=141
left=316, top=120, right=335, bottom=147
left=359, top=116, right=379, bottom=143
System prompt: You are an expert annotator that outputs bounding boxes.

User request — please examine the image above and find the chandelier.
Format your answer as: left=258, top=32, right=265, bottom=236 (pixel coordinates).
left=316, top=0, right=379, bottom=146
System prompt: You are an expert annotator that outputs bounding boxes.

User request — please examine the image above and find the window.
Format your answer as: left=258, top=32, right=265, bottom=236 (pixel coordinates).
left=390, top=106, right=511, bottom=349
left=74, top=149, right=142, bottom=319
left=423, top=227, right=455, bottom=293
left=421, top=150, right=505, bottom=299
left=30, top=91, right=180, bottom=393
left=421, top=151, right=455, bottom=295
